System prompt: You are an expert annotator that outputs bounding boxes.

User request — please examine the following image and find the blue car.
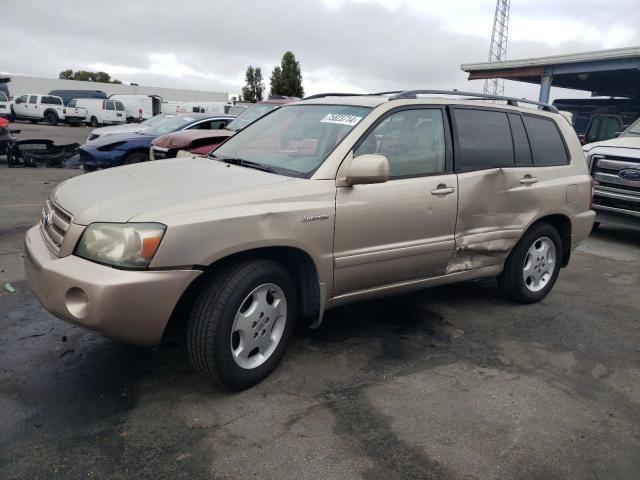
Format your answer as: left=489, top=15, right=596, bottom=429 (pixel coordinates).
left=79, top=113, right=234, bottom=171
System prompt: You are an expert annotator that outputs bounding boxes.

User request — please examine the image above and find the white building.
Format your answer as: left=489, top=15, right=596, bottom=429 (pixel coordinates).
left=2, top=74, right=229, bottom=103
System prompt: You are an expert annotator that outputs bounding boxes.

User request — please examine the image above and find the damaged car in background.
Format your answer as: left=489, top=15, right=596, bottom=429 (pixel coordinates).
left=79, top=113, right=234, bottom=170
left=25, top=91, right=594, bottom=391
left=149, top=97, right=297, bottom=160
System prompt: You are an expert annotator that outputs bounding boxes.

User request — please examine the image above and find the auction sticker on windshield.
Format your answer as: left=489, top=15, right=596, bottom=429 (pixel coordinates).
left=320, top=113, right=363, bottom=126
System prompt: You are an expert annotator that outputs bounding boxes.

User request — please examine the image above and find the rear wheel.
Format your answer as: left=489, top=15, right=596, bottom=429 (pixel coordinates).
left=122, top=152, right=148, bottom=165
left=498, top=222, right=562, bottom=304
left=45, top=112, right=58, bottom=126
left=187, top=259, right=297, bottom=390
left=90, top=116, right=99, bottom=127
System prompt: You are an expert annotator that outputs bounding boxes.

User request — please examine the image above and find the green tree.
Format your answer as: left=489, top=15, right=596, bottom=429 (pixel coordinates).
left=269, top=66, right=282, bottom=97
left=241, top=66, right=264, bottom=102
left=58, top=69, right=122, bottom=84
left=270, top=51, right=304, bottom=98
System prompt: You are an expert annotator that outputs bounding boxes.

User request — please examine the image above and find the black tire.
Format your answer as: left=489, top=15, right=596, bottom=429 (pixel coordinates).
left=45, top=111, right=58, bottom=126
left=498, top=222, right=562, bottom=304
left=122, top=152, right=148, bottom=165
left=90, top=116, right=99, bottom=127
left=187, top=259, right=298, bottom=390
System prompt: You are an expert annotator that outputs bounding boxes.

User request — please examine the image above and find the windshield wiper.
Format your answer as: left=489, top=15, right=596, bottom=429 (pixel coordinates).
left=217, top=157, right=277, bottom=173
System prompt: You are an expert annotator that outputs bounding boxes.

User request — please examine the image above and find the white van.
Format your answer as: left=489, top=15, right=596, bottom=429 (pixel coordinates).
left=176, top=101, right=233, bottom=114
left=71, top=98, right=126, bottom=127
left=108, top=94, right=163, bottom=123
left=161, top=101, right=186, bottom=114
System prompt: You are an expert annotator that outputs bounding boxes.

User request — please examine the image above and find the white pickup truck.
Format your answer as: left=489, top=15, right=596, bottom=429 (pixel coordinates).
left=12, top=94, right=87, bottom=126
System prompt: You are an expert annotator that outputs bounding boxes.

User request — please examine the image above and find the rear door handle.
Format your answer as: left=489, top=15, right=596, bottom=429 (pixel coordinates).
left=520, top=176, right=538, bottom=185
left=431, top=184, right=455, bottom=196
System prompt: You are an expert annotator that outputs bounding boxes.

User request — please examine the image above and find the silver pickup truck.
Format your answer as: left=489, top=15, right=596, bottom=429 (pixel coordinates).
left=584, top=117, right=640, bottom=230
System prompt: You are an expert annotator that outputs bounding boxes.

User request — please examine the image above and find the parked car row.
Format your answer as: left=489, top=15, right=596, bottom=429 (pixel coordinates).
left=78, top=97, right=298, bottom=170
left=2, top=87, right=236, bottom=126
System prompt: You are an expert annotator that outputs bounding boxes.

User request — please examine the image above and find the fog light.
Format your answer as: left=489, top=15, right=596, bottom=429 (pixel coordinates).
left=65, top=287, right=89, bottom=319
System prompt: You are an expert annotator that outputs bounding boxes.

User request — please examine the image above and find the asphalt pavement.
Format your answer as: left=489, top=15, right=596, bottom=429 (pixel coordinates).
left=0, top=163, right=639, bottom=480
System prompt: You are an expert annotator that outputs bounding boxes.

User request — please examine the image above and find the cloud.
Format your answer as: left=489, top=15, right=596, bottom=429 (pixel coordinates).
left=3, top=0, right=638, bottom=100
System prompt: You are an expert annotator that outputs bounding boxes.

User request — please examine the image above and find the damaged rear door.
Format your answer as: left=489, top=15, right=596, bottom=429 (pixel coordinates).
left=450, top=107, right=537, bottom=273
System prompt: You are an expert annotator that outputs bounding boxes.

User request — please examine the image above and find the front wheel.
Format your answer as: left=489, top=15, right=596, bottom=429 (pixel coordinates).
left=187, top=259, right=297, bottom=390
left=498, top=222, right=562, bottom=304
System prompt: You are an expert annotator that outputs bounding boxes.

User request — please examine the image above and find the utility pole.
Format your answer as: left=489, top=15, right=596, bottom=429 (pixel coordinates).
left=484, top=0, right=510, bottom=96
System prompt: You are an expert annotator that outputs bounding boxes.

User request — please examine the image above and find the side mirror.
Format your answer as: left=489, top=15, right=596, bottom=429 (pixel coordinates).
left=344, top=154, right=389, bottom=186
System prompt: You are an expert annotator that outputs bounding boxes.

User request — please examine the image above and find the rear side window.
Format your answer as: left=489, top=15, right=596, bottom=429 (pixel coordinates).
left=454, top=109, right=514, bottom=171
left=68, top=99, right=76, bottom=107
left=508, top=114, right=532, bottom=165
left=115, top=101, right=125, bottom=111
left=523, top=116, right=568, bottom=166
left=0, top=92, right=7, bottom=102
left=29, top=96, right=38, bottom=104
left=41, top=96, right=62, bottom=105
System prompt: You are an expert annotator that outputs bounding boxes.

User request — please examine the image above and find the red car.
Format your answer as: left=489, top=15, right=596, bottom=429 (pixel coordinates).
left=150, top=98, right=297, bottom=160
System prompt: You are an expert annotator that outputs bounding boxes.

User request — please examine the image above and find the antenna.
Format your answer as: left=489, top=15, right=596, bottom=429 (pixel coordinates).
left=483, top=0, right=511, bottom=97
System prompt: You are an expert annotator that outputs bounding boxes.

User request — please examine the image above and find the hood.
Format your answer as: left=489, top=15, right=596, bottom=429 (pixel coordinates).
left=84, top=131, right=154, bottom=148
left=91, top=123, right=146, bottom=136
left=583, top=136, right=640, bottom=152
left=52, top=157, right=293, bottom=224
left=153, top=129, right=233, bottom=149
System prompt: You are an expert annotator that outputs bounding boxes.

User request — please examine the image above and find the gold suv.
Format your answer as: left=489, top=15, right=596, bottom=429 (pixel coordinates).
left=25, top=90, right=595, bottom=390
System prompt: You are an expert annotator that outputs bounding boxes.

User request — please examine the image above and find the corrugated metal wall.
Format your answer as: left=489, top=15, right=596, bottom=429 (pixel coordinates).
left=5, top=75, right=228, bottom=102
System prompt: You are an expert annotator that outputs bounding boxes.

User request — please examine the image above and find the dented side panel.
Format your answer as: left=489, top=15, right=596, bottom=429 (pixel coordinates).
left=451, top=166, right=579, bottom=273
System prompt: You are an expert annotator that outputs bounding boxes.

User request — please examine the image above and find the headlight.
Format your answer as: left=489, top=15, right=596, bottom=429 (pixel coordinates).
left=97, top=141, right=126, bottom=151
left=75, top=223, right=166, bottom=269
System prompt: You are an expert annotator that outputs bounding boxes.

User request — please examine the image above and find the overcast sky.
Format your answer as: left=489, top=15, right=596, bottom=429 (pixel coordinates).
left=4, top=0, right=640, bottom=100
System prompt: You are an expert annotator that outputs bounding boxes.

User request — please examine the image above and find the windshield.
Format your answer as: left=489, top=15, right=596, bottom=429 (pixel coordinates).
left=226, top=103, right=282, bottom=131
left=141, top=114, right=175, bottom=127
left=621, top=118, right=640, bottom=137
left=140, top=116, right=198, bottom=135
left=212, top=104, right=371, bottom=177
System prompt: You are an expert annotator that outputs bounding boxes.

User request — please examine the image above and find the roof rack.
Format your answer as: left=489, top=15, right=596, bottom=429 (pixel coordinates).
left=388, top=89, right=559, bottom=113
left=302, top=90, right=404, bottom=101
left=303, top=92, right=367, bottom=100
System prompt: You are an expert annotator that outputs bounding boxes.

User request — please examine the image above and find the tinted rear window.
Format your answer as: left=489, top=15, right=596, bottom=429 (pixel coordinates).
left=523, top=116, right=568, bottom=166
left=454, top=109, right=514, bottom=171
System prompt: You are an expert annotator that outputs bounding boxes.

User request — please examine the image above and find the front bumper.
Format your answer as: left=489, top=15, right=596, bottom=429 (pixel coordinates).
left=79, top=147, right=127, bottom=171
left=24, top=225, right=201, bottom=345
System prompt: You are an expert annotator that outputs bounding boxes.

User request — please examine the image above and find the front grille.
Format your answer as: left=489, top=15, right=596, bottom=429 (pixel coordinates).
left=592, top=154, right=640, bottom=196
left=40, top=197, right=72, bottom=255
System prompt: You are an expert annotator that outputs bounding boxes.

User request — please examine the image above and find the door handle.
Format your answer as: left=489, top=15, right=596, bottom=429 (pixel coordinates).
left=520, top=175, right=538, bottom=185
left=431, top=184, right=455, bottom=196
